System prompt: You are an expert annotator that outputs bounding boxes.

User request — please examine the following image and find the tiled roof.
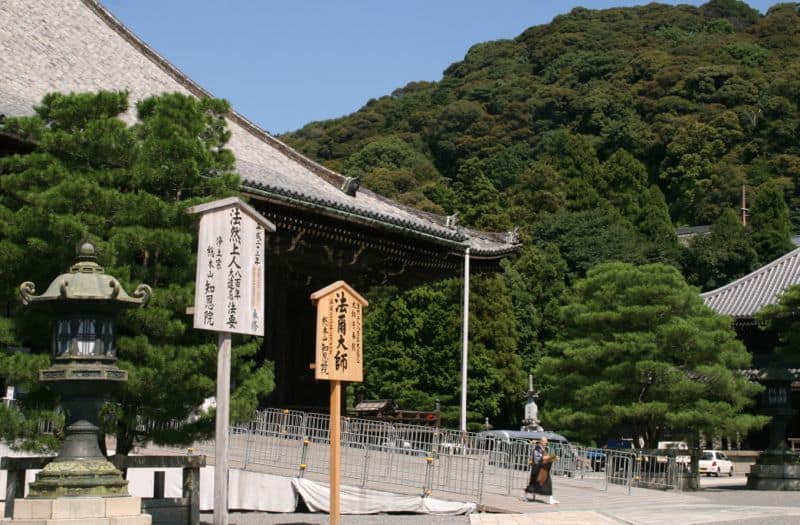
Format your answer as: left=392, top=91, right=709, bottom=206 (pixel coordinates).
left=701, top=247, right=800, bottom=319
left=676, top=225, right=711, bottom=237
left=741, top=368, right=800, bottom=388
left=0, top=0, right=518, bottom=257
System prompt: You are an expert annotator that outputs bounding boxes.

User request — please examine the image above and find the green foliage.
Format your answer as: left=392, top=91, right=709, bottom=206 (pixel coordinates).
left=277, top=2, right=797, bottom=440
left=758, top=285, right=800, bottom=356
left=0, top=91, right=274, bottom=453
left=360, top=275, right=524, bottom=429
left=682, top=208, right=757, bottom=290
left=284, top=1, right=800, bottom=240
left=638, top=185, right=680, bottom=264
left=531, top=208, right=650, bottom=282
left=749, top=180, right=795, bottom=264
left=536, top=262, right=767, bottom=446
left=501, top=244, right=568, bottom=370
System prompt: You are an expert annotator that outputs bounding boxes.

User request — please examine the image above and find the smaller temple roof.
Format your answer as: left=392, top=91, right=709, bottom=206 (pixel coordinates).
left=701, top=247, right=800, bottom=319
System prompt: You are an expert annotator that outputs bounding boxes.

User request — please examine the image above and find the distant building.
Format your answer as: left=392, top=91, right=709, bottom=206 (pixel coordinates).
left=701, top=247, right=800, bottom=449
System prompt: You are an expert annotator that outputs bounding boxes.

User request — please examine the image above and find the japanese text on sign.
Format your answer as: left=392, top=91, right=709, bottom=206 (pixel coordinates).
left=191, top=199, right=274, bottom=336
left=311, top=281, right=367, bottom=382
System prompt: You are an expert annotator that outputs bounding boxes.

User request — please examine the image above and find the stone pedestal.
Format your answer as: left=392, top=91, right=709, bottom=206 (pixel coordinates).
left=28, top=459, right=128, bottom=498
left=2, top=496, right=150, bottom=525
left=746, top=450, right=800, bottom=490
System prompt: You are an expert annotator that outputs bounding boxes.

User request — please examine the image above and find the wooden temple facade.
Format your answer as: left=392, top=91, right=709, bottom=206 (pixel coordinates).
left=0, top=0, right=519, bottom=410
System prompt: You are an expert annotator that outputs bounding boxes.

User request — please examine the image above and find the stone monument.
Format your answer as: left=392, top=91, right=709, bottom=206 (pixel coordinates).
left=521, top=374, right=543, bottom=432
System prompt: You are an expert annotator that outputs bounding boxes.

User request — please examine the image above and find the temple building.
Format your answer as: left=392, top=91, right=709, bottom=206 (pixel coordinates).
left=0, top=0, right=519, bottom=410
left=701, top=248, right=800, bottom=449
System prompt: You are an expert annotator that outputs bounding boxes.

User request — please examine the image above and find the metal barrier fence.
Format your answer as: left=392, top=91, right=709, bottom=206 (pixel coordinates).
left=152, top=408, right=684, bottom=504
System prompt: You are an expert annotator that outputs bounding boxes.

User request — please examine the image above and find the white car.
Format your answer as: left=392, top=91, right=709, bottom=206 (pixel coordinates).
left=699, top=450, right=734, bottom=477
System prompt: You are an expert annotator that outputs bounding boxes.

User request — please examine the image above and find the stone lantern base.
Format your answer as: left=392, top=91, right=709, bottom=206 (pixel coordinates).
left=746, top=450, right=800, bottom=490
left=2, top=496, right=150, bottom=524
left=27, top=459, right=129, bottom=498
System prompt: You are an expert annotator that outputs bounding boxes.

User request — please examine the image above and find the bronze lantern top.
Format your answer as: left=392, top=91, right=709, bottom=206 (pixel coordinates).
left=19, top=240, right=152, bottom=309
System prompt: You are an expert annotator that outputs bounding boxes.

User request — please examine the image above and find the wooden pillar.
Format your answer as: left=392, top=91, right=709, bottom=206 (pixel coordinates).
left=214, top=332, right=231, bottom=525
left=330, top=380, right=341, bottom=525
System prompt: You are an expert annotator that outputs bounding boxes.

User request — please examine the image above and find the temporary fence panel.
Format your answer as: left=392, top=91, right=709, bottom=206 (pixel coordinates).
left=631, top=451, right=684, bottom=491
left=141, top=407, right=686, bottom=503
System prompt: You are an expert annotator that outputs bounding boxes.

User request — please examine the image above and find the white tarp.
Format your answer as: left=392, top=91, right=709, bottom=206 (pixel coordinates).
left=2, top=448, right=469, bottom=517
left=292, top=478, right=476, bottom=515
left=200, top=467, right=297, bottom=512
left=125, top=466, right=297, bottom=513
left=126, top=467, right=183, bottom=498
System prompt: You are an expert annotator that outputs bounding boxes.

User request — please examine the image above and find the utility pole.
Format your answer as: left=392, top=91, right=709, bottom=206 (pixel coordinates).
left=741, top=185, right=749, bottom=226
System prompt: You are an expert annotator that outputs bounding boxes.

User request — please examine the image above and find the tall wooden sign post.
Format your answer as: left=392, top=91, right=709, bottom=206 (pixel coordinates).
left=188, top=197, right=275, bottom=525
left=310, top=281, right=367, bottom=525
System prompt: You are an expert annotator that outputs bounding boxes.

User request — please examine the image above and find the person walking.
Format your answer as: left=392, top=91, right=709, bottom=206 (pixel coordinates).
left=524, top=436, right=559, bottom=504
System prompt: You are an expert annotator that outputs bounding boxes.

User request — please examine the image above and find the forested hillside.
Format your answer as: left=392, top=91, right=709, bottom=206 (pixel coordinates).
left=281, top=1, right=800, bottom=434
left=285, top=1, right=799, bottom=240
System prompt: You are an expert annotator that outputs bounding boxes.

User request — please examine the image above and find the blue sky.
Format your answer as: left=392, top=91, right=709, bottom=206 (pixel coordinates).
left=101, top=1, right=777, bottom=135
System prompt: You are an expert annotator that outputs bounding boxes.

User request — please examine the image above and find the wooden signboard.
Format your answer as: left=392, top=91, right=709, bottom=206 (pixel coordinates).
left=188, top=197, right=275, bottom=525
left=310, top=281, right=367, bottom=525
left=310, top=281, right=367, bottom=383
left=189, top=197, right=275, bottom=337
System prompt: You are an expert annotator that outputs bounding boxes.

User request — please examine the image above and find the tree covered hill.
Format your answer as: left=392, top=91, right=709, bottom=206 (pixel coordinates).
left=280, top=1, right=796, bottom=433
left=283, top=1, right=800, bottom=238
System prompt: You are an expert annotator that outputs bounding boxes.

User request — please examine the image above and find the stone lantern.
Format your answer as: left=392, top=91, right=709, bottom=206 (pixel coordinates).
left=18, top=240, right=151, bottom=498
left=746, top=368, right=800, bottom=490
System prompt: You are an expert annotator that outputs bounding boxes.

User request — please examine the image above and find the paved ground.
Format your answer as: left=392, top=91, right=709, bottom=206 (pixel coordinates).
left=200, top=474, right=800, bottom=525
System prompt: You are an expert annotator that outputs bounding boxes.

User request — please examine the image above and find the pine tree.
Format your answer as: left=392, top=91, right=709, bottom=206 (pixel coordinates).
left=536, top=262, right=767, bottom=458
left=0, top=91, right=274, bottom=453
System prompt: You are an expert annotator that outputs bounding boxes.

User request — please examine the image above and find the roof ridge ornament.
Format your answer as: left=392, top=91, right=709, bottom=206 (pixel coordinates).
left=446, top=213, right=459, bottom=229
left=506, top=227, right=520, bottom=245
left=341, top=176, right=360, bottom=197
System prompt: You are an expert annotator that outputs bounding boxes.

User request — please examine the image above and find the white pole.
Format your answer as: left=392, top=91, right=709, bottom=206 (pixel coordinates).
left=214, top=331, right=231, bottom=525
left=460, top=247, right=471, bottom=433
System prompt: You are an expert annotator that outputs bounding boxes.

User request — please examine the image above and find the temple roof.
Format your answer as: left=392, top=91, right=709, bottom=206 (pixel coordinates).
left=701, top=247, right=800, bottom=319
left=0, top=0, right=518, bottom=258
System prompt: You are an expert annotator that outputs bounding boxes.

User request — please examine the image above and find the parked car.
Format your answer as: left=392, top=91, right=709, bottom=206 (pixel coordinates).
left=585, top=449, right=606, bottom=471
left=699, top=450, right=734, bottom=477
left=584, top=438, right=636, bottom=472
left=657, top=441, right=690, bottom=466
left=477, top=430, right=572, bottom=471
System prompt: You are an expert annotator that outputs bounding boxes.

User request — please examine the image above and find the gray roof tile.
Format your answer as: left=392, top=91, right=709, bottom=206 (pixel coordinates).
left=701, top=247, right=800, bottom=319
left=0, top=0, right=518, bottom=257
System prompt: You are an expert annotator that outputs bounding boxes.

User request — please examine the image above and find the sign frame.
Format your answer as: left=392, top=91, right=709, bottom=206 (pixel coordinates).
left=188, top=197, right=276, bottom=337
left=310, top=280, right=368, bottom=383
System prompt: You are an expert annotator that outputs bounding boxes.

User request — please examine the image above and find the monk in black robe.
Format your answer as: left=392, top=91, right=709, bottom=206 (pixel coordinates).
left=524, top=436, right=559, bottom=504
